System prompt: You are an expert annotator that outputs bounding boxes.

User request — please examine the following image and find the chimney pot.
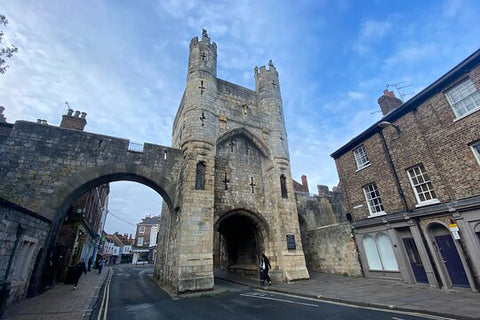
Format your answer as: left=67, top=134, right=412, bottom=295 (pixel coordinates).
left=60, top=109, right=87, bottom=131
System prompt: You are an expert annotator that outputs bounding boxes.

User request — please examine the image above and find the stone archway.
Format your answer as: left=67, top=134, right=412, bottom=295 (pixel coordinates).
left=33, top=166, right=179, bottom=293
left=214, top=210, right=269, bottom=277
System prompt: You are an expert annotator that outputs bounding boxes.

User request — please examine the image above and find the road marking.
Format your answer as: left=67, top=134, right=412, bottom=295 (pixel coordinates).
left=240, top=292, right=319, bottom=307
left=97, top=269, right=112, bottom=320
left=246, top=291, right=454, bottom=320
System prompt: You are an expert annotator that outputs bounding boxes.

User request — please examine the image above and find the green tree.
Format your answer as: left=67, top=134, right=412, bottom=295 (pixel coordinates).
left=0, top=14, right=18, bottom=74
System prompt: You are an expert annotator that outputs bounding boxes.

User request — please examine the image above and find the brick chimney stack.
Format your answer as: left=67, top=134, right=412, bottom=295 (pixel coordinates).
left=377, top=90, right=403, bottom=115
left=300, top=175, right=309, bottom=193
left=60, top=108, right=87, bottom=131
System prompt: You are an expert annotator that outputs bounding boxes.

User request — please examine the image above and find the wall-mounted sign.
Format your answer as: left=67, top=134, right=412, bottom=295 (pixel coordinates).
left=286, top=234, right=296, bottom=250
left=448, top=223, right=460, bottom=240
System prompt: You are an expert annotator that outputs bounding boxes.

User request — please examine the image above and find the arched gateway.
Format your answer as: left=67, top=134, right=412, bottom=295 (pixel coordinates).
left=0, top=30, right=309, bottom=297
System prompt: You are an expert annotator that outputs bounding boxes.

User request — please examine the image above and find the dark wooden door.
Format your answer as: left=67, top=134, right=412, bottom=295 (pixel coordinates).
left=435, top=235, right=469, bottom=287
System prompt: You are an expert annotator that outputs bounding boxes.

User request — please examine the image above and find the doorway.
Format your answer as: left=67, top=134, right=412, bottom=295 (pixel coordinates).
left=430, top=224, right=469, bottom=287
left=403, top=237, right=428, bottom=283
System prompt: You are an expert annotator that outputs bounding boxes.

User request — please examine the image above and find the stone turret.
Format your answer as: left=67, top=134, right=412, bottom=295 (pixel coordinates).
left=255, top=60, right=289, bottom=160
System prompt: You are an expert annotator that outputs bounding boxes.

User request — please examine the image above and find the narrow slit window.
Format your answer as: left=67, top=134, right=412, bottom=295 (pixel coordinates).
left=195, top=162, right=206, bottom=190
left=280, top=174, right=288, bottom=198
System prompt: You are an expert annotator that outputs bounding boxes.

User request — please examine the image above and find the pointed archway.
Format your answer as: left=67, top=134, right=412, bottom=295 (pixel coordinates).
left=214, top=210, right=269, bottom=277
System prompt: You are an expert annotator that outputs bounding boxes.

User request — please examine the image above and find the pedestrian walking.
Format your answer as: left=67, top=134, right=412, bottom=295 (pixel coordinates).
left=97, top=257, right=104, bottom=274
left=72, top=258, right=87, bottom=290
left=87, top=256, right=93, bottom=271
left=260, top=253, right=272, bottom=286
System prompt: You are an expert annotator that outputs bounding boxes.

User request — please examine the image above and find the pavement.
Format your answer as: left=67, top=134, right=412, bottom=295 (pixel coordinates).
left=2, top=266, right=479, bottom=320
left=2, top=268, right=109, bottom=320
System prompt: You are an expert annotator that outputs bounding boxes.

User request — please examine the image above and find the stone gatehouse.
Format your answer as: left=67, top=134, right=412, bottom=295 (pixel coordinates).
left=155, top=30, right=309, bottom=292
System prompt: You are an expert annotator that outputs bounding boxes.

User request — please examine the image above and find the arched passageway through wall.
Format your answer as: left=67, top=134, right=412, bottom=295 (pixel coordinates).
left=214, top=210, right=268, bottom=277
left=32, top=171, right=173, bottom=295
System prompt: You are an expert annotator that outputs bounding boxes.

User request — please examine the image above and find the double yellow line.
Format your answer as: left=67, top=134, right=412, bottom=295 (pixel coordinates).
left=97, top=269, right=113, bottom=320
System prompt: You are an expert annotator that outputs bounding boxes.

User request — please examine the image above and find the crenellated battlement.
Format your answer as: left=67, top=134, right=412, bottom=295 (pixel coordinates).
left=189, top=29, right=217, bottom=49
left=254, top=59, right=277, bottom=76
left=254, top=59, right=280, bottom=98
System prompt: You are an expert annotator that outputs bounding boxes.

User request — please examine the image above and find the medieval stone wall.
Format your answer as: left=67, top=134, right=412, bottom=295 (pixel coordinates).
left=0, top=121, right=182, bottom=219
left=0, top=198, right=51, bottom=306
left=295, top=187, right=361, bottom=276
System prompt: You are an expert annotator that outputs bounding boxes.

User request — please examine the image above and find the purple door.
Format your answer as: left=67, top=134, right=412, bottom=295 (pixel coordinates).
left=434, top=235, right=469, bottom=287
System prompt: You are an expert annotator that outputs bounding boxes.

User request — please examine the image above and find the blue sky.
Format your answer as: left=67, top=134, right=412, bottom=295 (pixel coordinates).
left=1, top=0, right=479, bottom=235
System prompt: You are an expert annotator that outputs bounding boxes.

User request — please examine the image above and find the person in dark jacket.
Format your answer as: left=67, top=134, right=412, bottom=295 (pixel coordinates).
left=260, top=253, right=272, bottom=286
left=87, top=256, right=93, bottom=271
left=97, top=257, right=105, bottom=274
left=72, top=258, right=87, bottom=290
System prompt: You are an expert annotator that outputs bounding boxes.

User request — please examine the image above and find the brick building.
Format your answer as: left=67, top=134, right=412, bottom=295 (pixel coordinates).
left=331, top=49, right=480, bottom=291
left=134, top=215, right=160, bottom=248
left=133, top=215, right=159, bottom=264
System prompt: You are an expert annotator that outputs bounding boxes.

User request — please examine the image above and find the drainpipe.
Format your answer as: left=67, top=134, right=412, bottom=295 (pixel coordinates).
left=378, top=129, right=409, bottom=212
left=378, top=123, right=443, bottom=288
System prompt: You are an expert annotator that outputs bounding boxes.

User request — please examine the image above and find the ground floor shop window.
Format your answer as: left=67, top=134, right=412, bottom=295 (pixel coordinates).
left=363, top=233, right=399, bottom=271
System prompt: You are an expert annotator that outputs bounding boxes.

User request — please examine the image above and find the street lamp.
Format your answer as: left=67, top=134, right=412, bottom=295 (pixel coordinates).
left=378, top=121, right=401, bottom=136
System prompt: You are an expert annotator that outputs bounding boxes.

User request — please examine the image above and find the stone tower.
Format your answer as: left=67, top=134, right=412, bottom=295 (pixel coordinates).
left=156, top=30, right=309, bottom=293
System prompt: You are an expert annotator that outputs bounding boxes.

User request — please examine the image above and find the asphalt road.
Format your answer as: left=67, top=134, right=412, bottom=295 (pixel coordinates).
left=94, top=264, right=445, bottom=320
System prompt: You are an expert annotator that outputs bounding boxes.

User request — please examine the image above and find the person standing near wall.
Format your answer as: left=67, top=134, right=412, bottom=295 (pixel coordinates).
left=260, top=253, right=272, bottom=286
left=72, top=258, right=87, bottom=290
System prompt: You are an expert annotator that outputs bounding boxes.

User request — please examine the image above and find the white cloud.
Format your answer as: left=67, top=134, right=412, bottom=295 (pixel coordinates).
left=360, top=19, right=393, bottom=40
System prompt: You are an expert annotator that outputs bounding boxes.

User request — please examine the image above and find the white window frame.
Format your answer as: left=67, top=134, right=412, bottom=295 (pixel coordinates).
left=138, top=226, right=145, bottom=234
left=445, top=78, right=480, bottom=120
left=362, top=233, right=399, bottom=272
left=407, top=164, right=440, bottom=207
left=353, top=145, right=370, bottom=170
left=363, top=183, right=386, bottom=217
left=137, top=237, right=144, bottom=246
left=471, top=141, right=480, bottom=166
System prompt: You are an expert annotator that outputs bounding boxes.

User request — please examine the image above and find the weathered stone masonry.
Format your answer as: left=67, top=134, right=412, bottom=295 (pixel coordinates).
left=155, top=30, right=309, bottom=292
